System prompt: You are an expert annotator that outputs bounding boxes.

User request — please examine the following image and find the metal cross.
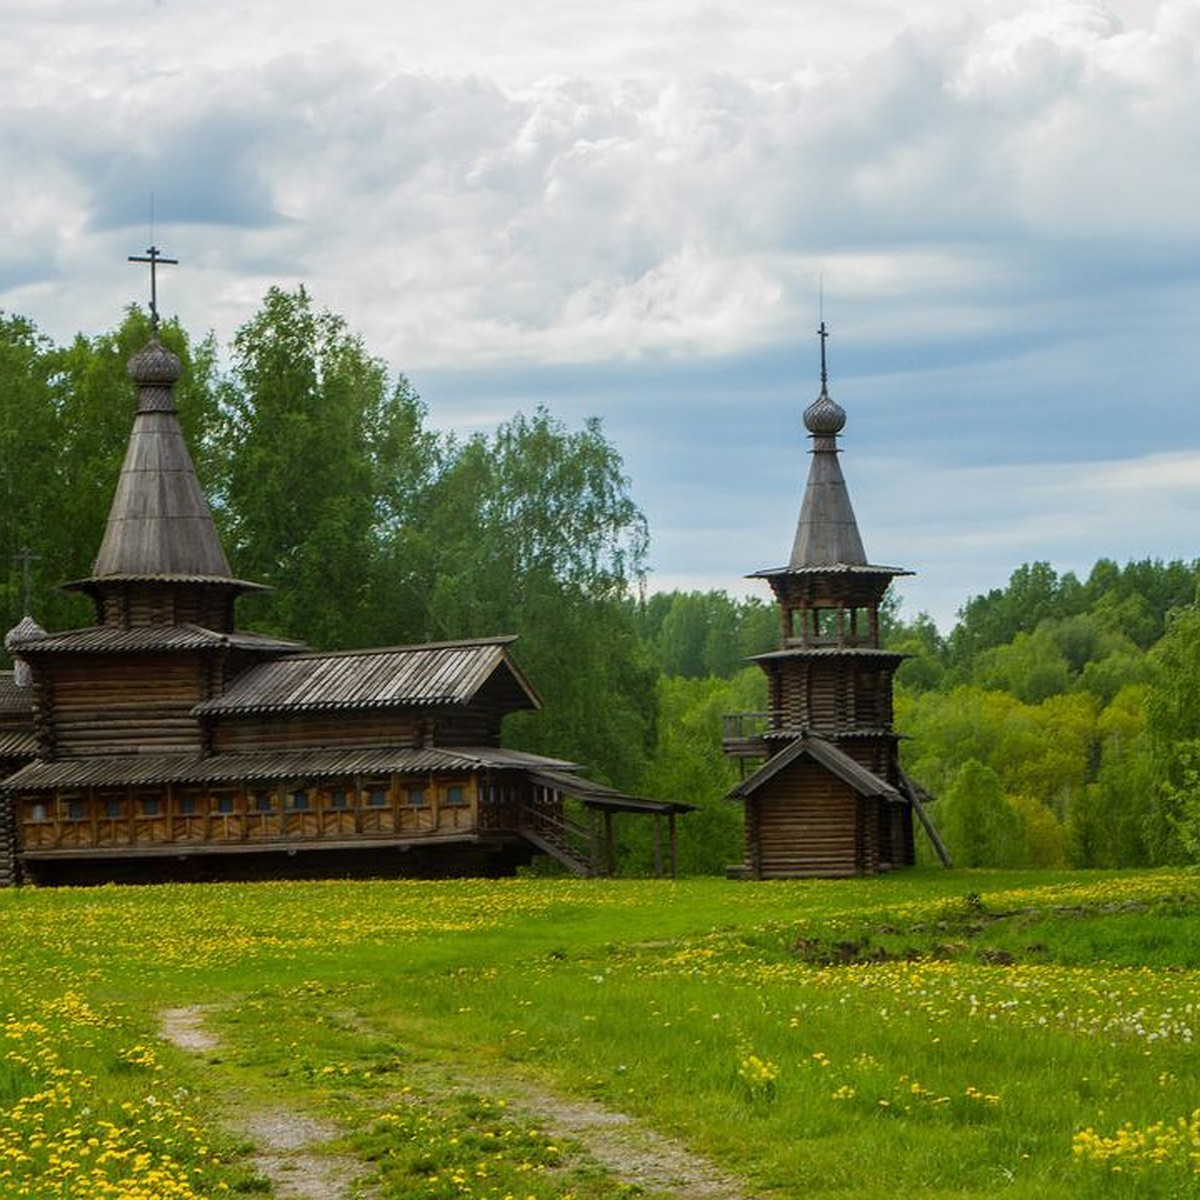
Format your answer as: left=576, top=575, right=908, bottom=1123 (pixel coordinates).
left=128, top=244, right=179, bottom=333
left=817, top=320, right=830, bottom=390
left=12, top=546, right=38, bottom=616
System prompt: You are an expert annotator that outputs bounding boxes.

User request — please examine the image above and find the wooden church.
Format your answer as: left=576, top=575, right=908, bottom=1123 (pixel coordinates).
left=0, top=265, right=689, bottom=887
left=723, top=325, right=943, bottom=878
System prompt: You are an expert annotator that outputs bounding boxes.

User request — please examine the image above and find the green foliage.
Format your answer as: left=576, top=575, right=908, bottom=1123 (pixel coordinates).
left=215, top=285, right=428, bottom=648
left=632, top=668, right=767, bottom=874
left=935, top=759, right=1026, bottom=867
left=1144, top=606, right=1200, bottom=862
left=633, top=590, right=776, bottom=678
left=419, top=407, right=654, bottom=787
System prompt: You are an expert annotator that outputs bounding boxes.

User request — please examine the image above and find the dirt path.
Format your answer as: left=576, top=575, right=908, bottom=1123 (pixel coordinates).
left=159, top=1007, right=367, bottom=1199
left=159, top=1004, right=756, bottom=1200
left=457, top=1072, right=756, bottom=1199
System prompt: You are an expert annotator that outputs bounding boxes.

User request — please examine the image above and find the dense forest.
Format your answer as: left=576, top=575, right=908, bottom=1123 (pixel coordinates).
left=3, top=290, right=1199, bottom=874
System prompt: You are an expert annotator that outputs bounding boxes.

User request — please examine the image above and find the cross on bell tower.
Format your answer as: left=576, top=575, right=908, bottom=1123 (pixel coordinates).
left=127, top=245, right=179, bottom=333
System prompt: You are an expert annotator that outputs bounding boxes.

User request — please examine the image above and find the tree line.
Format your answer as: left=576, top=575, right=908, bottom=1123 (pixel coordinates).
left=3, top=291, right=1199, bottom=873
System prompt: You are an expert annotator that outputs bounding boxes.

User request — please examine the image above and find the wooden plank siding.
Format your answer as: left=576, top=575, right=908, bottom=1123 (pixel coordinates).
left=16, top=773, right=492, bottom=855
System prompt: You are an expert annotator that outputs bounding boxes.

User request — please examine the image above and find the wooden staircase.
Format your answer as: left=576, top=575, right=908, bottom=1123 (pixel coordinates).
left=517, top=802, right=599, bottom=877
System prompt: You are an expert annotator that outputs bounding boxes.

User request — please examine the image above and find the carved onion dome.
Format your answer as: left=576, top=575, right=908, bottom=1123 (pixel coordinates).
left=803, top=385, right=846, bottom=437
left=5, top=614, right=46, bottom=687
left=128, top=337, right=183, bottom=407
left=789, top=323, right=867, bottom=569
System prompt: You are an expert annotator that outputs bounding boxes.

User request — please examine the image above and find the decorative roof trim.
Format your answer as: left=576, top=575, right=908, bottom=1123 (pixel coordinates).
left=749, top=564, right=914, bottom=579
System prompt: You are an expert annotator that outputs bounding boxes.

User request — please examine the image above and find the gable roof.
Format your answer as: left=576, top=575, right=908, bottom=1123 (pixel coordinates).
left=194, top=636, right=540, bottom=716
left=728, top=732, right=904, bottom=803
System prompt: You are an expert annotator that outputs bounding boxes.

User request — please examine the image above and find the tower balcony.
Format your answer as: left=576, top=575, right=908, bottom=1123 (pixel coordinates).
left=721, top=711, right=781, bottom=758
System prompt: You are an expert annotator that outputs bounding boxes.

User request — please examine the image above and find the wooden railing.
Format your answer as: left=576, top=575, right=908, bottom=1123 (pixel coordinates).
left=516, top=799, right=597, bottom=876
left=721, top=711, right=780, bottom=758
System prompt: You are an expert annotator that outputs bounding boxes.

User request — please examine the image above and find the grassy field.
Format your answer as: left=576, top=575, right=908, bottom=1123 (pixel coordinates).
left=0, top=868, right=1197, bottom=1198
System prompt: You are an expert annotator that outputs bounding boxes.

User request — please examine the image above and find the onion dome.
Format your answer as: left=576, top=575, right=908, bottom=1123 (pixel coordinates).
left=5, top=614, right=46, bottom=688
left=128, top=338, right=183, bottom=387
left=803, top=385, right=846, bottom=437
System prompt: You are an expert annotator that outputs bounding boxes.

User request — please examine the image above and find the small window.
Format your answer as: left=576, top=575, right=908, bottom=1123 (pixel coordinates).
left=65, top=800, right=86, bottom=821
left=446, top=785, right=466, bottom=807
left=216, top=796, right=235, bottom=815
left=254, top=792, right=274, bottom=813
left=141, top=797, right=161, bottom=817
left=407, top=786, right=425, bottom=808
left=368, top=788, right=389, bottom=808
left=328, top=789, right=348, bottom=810
left=30, top=803, right=47, bottom=823
left=178, top=797, right=198, bottom=816
left=105, top=800, right=123, bottom=819
left=287, top=789, right=309, bottom=811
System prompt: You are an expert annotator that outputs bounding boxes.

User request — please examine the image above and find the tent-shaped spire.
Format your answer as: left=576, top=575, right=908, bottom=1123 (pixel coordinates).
left=86, top=337, right=238, bottom=582
left=788, top=322, right=867, bottom=569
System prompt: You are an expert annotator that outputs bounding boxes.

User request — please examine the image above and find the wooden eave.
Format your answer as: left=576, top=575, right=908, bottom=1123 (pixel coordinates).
left=194, top=637, right=541, bottom=717
left=525, top=767, right=696, bottom=814
left=63, top=573, right=267, bottom=598
left=8, top=624, right=304, bottom=656
left=750, top=647, right=908, bottom=664
left=4, top=744, right=580, bottom=792
left=728, top=733, right=904, bottom=803
left=749, top=564, right=913, bottom=580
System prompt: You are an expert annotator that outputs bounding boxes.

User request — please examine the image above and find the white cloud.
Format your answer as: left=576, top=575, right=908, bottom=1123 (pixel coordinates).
left=1, top=0, right=1199, bottom=635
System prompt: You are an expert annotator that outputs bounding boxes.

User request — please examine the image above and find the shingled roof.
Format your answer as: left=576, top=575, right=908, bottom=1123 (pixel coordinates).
left=193, top=637, right=541, bottom=715
left=68, top=338, right=260, bottom=594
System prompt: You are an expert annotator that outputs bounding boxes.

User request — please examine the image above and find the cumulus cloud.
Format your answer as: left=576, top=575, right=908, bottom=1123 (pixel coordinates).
left=0, top=0, right=1198, bottom=620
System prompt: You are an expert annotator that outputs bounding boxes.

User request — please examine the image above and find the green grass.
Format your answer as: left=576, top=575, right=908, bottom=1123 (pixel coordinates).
left=1, top=869, right=1198, bottom=1197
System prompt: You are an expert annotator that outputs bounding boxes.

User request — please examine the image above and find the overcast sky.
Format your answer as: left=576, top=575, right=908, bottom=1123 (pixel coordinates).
left=2, top=0, right=1198, bottom=629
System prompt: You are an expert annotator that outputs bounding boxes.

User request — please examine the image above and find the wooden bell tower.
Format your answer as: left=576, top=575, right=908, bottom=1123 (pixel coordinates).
left=726, top=325, right=932, bottom=877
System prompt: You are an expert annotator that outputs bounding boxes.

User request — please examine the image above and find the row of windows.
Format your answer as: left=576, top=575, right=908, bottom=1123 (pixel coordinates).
left=27, top=783, right=470, bottom=822
left=786, top=606, right=876, bottom=643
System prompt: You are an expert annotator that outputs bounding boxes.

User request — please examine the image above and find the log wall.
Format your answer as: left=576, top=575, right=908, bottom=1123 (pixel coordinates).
left=746, top=759, right=877, bottom=878
left=39, top=655, right=213, bottom=756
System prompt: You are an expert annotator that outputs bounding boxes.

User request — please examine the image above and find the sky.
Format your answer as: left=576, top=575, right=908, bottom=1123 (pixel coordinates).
left=2, top=0, right=1199, bottom=630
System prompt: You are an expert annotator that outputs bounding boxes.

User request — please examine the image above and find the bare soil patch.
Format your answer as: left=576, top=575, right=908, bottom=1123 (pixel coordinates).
left=467, top=1075, right=757, bottom=1198
left=159, top=1005, right=367, bottom=1199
